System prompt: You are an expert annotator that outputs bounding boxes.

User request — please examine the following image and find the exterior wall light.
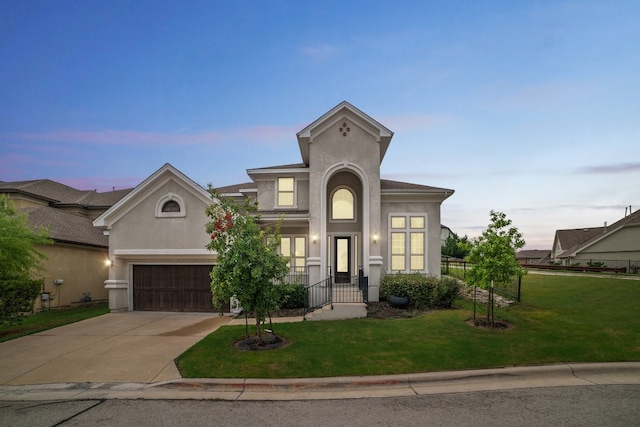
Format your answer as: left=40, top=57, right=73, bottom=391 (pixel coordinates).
left=372, top=233, right=379, bottom=244
left=312, top=233, right=318, bottom=244
left=105, top=258, right=113, bottom=268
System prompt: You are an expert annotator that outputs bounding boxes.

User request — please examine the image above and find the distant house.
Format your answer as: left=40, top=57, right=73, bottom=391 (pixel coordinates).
left=516, top=249, right=551, bottom=265
left=0, top=180, right=131, bottom=308
left=94, top=102, right=455, bottom=318
left=550, top=208, right=640, bottom=270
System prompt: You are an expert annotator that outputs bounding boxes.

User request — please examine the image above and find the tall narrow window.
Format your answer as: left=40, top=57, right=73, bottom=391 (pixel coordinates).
left=280, top=237, right=306, bottom=271
left=278, top=177, right=295, bottom=207
left=332, top=188, right=354, bottom=220
left=389, top=214, right=426, bottom=272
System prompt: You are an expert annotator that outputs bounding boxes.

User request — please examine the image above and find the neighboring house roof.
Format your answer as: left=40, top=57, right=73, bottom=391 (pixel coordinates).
left=516, top=250, right=551, bottom=264
left=0, top=179, right=132, bottom=208
left=554, top=208, right=640, bottom=258
left=296, top=101, right=394, bottom=166
left=24, top=206, right=108, bottom=248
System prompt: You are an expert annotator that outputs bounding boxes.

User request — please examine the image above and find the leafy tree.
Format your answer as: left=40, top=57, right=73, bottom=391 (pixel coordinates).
left=462, top=210, right=525, bottom=325
left=441, top=231, right=470, bottom=259
left=0, top=195, right=52, bottom=324
left=205, top=189, right=289, bottom=345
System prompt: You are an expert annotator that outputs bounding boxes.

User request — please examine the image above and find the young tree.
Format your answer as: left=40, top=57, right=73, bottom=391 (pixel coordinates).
left=0, top=195, right=52, bottom=324
left=205, top=189, right=289, bottom=345
left=441, top=231, right=470, bottom=259
left=463, top=210, right=525, bottom=325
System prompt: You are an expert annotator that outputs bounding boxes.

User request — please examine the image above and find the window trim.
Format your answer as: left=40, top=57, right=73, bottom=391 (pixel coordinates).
left=329, top=186, right=357, bottom=223
left=276, top=177, right=297, bottom=208
left=155, top=193, right=186, bottom=218
left=388, top=213, right=427, bottom=273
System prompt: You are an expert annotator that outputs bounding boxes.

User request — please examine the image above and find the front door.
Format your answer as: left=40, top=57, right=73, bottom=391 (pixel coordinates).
left=334, top=236, right=351, bottom=283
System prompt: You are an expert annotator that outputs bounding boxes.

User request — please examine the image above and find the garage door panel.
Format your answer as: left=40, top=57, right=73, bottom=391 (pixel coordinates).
left=133, top=265, right=228, bottom=312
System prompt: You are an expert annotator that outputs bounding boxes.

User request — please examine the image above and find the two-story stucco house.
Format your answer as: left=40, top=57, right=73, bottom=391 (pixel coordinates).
left=93, top=102, right=454, bottom=319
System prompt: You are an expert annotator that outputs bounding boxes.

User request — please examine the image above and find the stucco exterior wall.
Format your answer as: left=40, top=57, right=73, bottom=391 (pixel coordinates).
left=37, top=243, right=109, bottom=309
left=109, top=179, right=210, bottom=252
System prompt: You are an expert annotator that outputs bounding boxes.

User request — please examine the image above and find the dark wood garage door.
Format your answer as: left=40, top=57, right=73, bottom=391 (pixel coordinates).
left=133, top=265, right=229, bottom=312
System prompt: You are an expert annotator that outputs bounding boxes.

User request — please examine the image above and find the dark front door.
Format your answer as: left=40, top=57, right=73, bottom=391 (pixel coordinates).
left=334, top=237, right=351, bottom=283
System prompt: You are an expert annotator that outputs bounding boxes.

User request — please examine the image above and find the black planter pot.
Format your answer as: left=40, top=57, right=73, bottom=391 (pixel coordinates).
left=389, top=295, right=409, bottom=309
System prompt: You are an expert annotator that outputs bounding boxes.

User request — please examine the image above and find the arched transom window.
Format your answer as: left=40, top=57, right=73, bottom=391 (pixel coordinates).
left=332, top=188, right=354, bottom=220
left=161, top=200, right=181, bottom=213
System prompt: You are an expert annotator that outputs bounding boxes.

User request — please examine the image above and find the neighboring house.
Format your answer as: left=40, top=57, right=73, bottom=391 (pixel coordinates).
left=0, top=180, right=131, bottom=308
left=440, top=225, right=453, bottom=245
left=94, top=102, right=455, bottom=318
left=551, top=208, right=640, bottom=269
left=516, top=249, right=551, bottom=265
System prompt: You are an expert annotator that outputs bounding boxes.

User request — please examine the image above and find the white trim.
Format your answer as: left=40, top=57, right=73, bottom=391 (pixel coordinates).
left=155, top=192, right=186, bottom=218
left=320, top=162, right=370, bottom=277
left=114, top=249, right=214, bottom=257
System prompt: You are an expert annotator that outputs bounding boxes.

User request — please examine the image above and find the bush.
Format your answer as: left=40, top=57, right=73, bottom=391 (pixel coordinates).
left=0, top=278, right=42, bottom=325
left=380, top=273, right=438, bottom=310
left=275, top=283, right=306, bottom=309
left=435, top=276, right=462, bottom=308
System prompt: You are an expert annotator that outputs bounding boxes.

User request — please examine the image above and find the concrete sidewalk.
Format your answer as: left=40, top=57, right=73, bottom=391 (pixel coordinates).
left=1, top=313, right=639, bottom=402
left=1, top=362, right=639, bottom=401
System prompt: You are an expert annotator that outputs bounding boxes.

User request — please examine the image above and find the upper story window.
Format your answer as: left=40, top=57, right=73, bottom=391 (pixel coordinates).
left=155, top=193, right=186, bottom=218
left=331, top=188, right=355, bottom=220
left=277, top=177, right=295, bottom=207
left=161, top=200, right=181, bottom=213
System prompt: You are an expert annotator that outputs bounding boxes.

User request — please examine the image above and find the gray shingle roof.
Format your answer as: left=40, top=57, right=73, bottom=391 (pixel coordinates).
left=381, top=179, right=453, bottom=192
left=0, top=179, right=132, bottom=207
left=24, top=206, right=108, bottom=248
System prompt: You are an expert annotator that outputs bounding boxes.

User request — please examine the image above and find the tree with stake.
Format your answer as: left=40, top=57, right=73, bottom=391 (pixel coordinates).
left=205, top=189, right=289, bottom=346
left=462, top=210, right=525, bottom=326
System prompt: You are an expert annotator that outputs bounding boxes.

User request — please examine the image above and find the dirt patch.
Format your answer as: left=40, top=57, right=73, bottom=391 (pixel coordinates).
left=366, top=301, right=432, bottom=319
left=465, top=318, right=513, bottom=330
left=233, top=334, right=290, bottom=351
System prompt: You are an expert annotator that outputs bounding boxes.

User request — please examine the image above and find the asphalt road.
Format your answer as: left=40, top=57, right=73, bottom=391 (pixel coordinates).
left=2, top=384, right=639, bottom=427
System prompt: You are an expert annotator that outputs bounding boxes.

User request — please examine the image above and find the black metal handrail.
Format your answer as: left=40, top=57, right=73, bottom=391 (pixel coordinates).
left=303, top=275, right=332, bottom=319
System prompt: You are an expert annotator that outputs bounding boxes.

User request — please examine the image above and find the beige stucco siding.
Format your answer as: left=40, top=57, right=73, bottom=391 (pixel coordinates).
left=109, top=179, right=210, bottom=251
left=37, top=243, right=109, bottom=309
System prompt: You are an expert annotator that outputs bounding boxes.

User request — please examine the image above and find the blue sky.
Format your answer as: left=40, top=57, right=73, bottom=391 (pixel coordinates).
left=1, top=1, right=639, bottom=249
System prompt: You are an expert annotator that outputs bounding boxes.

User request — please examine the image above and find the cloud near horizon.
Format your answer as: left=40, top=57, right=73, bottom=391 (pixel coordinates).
left=575, top=162, right=640, bottom=175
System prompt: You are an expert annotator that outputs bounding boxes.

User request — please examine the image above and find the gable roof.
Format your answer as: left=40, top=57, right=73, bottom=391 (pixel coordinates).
left=25, top=206, right=108, bottom=248
left=0, top=179, right=131, bottom=208
left=554, top=208, right=640, bottom=257
left=296, top=101, right=394, bottom=166
left=93, top=163, right=212, bottom=228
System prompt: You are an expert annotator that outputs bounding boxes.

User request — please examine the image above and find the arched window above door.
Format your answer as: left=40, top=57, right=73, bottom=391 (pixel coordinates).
left=331, top=188, right=355, bottom=220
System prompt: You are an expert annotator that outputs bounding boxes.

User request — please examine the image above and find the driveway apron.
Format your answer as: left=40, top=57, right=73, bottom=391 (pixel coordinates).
left=0, top=312, right=232, bottom=385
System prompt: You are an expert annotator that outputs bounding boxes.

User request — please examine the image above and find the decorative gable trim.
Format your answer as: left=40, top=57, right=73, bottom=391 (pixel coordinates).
left=93, top=163, right=211, bottom=228
left=296, top=101, right=394, bottom=165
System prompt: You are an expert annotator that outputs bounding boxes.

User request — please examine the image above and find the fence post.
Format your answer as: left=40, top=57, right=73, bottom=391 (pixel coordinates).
left=517, top=275, right=522, bottom=302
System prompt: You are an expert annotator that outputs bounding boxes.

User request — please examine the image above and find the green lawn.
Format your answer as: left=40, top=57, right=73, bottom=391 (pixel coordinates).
left=0, top=303, right=109, bottom=342
left=176, top=274, right=640, bottom=378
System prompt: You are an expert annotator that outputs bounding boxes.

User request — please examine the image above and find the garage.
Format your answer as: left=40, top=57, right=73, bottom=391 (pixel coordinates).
left=133, top=265, right=229, bottom=312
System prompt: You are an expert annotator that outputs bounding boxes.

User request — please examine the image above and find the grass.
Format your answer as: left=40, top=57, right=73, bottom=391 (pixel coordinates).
left=0, top=303, right=109, bottom=343
left=176, top=274, right=640, bottom=378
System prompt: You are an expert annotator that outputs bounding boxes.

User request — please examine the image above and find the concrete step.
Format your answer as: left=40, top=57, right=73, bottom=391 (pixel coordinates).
left=305, top=302, right=367, bottom=321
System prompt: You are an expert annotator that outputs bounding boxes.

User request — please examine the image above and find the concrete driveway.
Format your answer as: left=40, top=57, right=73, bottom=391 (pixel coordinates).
left=0, top=312, right=232, bottom=386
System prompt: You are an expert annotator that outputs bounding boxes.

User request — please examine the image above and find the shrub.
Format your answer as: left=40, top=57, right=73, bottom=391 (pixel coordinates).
left=380, top=273, right=438, bottom=309
left=0, top=278, right=42, bottom=325
left=435, top=276, right=462, bottom=308
left=275, top=283, right=306, bottom=309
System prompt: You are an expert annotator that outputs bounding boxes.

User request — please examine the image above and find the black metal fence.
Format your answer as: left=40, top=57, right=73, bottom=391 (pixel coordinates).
left=441, top=259, right=521, bottom=302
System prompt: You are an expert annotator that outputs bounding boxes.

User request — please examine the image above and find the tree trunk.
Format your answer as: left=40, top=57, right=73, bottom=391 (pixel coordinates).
left=254, top=308, right=263, bottom=344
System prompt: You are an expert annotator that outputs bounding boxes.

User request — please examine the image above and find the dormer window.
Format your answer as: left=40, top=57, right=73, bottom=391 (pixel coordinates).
left=155, top=193, right=186, bottom=218
left=277, top=177, right=295, bottom=207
